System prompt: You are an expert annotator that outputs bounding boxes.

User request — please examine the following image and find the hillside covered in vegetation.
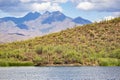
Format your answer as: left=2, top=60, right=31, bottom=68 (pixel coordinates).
left=0, top=17, right=120, bottom=66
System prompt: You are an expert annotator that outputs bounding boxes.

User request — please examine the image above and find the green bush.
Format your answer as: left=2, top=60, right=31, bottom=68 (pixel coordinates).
left=53, top=58, right=63, bottom=64
left=9, top=61, right=34, bottom=66
left=0, top=60, right=34, bottom=67
left=0, top=61, right=9, bottom=67
left=54, top=45, right=63, bottom=54
left=33, top=56, right=43, bottom=65
left=98, top=58, right=119, bottom=66
left=35, top=46, right=43, bottom=54
left=109, top=49, right=120, bottom=59
left=63, top=50, right=81, bottom=64
left=42, top=45, right=54, bottom=55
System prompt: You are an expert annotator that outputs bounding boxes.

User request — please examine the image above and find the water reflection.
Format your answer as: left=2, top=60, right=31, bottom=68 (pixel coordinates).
left=0, top=67, right=120, bottom=80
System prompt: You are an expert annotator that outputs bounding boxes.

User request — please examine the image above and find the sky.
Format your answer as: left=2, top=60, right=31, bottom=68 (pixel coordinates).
left=0, top=0, right=120, bottom=22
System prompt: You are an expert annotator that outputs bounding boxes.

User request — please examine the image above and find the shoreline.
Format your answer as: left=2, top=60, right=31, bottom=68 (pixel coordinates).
left=0, top=63, right=103, bottom=67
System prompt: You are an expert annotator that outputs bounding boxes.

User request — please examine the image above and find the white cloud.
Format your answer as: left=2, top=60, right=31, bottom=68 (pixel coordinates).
left=104, top=12, right=120, bottom=20
left=104, top=16, right=115, bottom=20
left=95, top=11, right=120, bottom=22
left=0, top=0, right=120, bottom=16
left=49, top=3, right=62, bottom=12
left=31, top=2, right=62, bottom=12
left=113, top=12, right=120, bottom=17
left=72, top=0, right=120, bottom=12
left=77, top=2, right=94, bottom=10
left=20, top=0, right=68, bottom=3
left=0, top=0, right=64, bottom=14
left=31, top=2, right=51, bottom=11
left=52, top=0, right=68, bottom=3
left=20, top=0, right=32, bottom=3
left=105, top=12, right=120, bottom=20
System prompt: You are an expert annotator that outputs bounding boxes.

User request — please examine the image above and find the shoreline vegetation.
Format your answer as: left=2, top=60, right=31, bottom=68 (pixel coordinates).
left=0, top=17, right=120, bottom=67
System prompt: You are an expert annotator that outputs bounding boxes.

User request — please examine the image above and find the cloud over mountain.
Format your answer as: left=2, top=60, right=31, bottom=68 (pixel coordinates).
left=0, top=0, right=120, bottom=15
left=0, top=0, right=65, bottom=14
left=73, top=0, right=120, bottom=12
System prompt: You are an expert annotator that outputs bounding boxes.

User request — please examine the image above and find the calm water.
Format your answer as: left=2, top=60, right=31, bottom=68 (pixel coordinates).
left=0, top=67, right=120, bottom=80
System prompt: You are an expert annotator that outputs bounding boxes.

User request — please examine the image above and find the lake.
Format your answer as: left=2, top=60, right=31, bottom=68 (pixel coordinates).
left=0, top=67, right=120, bottom=80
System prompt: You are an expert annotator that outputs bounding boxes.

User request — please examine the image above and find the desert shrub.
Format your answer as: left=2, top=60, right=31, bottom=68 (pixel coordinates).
left=43, top=45, right=54, bottom=55
left=98, top=58, right=119, bottom=66
left=109, top=49, right=120, bottom=59
left=8, top=61, right=34, bottom=66
left=54, top=45, right=63, bottom=54
left=118, top=60, right=120, bottom=66
left=63, top=50, right=81, bottom=64
left=0, top=60, right=9, bottom=66
left=33, top=56, right=43, bottom=65
left=35, top=46, right=43, bottom=54
left=53, top=58, right=63, bottom=64
left=0, top=52, right=7, bottom=58
left=0, top=59, right=33, bottom=66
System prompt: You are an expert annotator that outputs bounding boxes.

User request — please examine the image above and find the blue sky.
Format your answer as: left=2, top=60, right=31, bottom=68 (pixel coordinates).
left=0, top=0, right=120, bottom=22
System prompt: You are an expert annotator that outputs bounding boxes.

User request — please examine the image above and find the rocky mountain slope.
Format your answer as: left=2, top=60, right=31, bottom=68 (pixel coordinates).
left=0, top=11, right=91, bottom=43
left=0, top=17, right=119, bottom=66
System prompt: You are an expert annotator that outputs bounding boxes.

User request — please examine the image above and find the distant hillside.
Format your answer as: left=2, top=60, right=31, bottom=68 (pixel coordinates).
left=0, top=17, right=120, bottom=66
left=0, top=11, right=91, bottom=43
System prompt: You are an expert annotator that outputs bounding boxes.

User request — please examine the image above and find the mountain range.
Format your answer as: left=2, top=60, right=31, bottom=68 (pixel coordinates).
left=0, top=17, right=119, bottom=66
left=0, top=11, right=91, bottom=43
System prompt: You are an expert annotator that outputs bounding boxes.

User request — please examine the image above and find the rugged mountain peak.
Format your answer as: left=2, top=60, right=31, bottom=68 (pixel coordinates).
left=41, top=11, right=67, bottom=24
left=73, top=17, right=92, bottom=24
left=24, top=12, right=40, bottom=18
left=22, top=12, right=41, bottom=21
left=0, top=11, right=92, bottom=42
left=44, top=11, right=51, bottom=15
left=52, top=11, right=62, bottom=14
